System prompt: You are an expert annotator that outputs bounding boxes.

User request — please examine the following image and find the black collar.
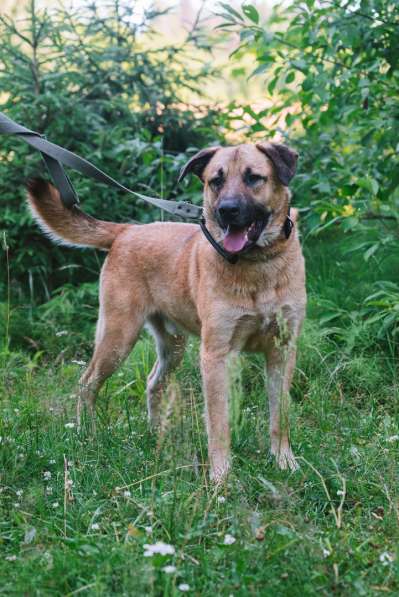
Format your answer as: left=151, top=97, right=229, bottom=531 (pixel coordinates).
left=200, top=209, right=294, bottom=265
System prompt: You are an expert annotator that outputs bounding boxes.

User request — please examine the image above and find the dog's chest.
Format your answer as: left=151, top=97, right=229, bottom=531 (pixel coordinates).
left=230, top=291, right=285, bottom=351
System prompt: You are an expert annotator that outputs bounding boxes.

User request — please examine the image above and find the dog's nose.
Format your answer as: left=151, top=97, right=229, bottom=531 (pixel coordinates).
left=217, top=199, right=241, bottom=224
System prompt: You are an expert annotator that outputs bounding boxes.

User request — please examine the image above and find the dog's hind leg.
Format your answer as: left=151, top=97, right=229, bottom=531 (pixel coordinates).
left=77, top=303, right=144, bottom=425
left=145, top=314, right=186, bottom=427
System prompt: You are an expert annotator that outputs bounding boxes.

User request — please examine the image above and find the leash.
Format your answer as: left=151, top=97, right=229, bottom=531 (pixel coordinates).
left=0, top=111, right=293, bottom=263
left=0, top=111, right=202, bottom=220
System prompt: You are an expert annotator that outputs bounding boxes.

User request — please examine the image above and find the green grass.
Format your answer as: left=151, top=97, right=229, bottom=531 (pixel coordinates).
left=1, top=234, right=398, bottom=596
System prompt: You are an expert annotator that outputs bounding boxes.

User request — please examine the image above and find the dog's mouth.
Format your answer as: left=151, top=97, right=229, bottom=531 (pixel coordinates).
left=222, top=219, right=267, bottom=254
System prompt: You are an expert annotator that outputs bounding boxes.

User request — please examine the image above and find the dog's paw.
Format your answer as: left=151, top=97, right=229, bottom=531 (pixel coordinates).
left=271, top=442, right=299, bottom=472
left=147, top=414, right=160, bottom=431
left=210, top=459, right=230, bottom=485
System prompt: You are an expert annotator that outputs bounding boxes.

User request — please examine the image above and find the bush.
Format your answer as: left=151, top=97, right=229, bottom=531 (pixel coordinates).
left=0, top=0, right=222, bottom=298
left=219, top=1, right=399, bottom=231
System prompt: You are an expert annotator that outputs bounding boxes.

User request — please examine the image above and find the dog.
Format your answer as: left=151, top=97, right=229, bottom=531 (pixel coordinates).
left=27, top=141, right=306, bottom=482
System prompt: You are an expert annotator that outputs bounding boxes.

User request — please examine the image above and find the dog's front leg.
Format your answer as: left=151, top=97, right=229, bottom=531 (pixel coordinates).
left=200, top=341, right=231, bottom=483
left=265, top=342, right=299, bottom=472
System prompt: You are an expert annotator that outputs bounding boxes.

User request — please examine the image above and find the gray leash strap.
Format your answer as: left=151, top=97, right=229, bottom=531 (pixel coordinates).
left=0, top=111, right=203, bottom=220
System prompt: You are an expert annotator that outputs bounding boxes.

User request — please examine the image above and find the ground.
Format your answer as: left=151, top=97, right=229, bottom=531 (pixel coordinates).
left=0, top=233, right=398, bottom=596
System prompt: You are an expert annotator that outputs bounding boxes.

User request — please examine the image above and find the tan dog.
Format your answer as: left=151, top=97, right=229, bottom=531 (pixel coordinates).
left=27, top=142, right=306, bottom=481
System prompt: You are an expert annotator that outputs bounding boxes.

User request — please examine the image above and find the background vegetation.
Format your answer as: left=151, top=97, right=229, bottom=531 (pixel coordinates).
left=0, top=1, right=398, bottom=595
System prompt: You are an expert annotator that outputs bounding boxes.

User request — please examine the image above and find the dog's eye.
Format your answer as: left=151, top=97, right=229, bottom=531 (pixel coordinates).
left=209, top=175, right=224, bottom=191
left=245, top=172, right=267, bottom=186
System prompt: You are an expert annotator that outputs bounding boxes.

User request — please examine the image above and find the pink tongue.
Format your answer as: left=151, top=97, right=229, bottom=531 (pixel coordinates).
left=223, top=228, right=247, bottom=253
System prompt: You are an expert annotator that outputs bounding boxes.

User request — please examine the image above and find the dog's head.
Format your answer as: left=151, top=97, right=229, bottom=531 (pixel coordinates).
left=179, top=143, right=298, bottom=257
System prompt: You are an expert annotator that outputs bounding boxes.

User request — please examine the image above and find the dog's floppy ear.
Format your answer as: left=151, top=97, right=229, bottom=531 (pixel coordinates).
left=256, top=142, right=298, bottom=186
left=178, top=146, right=220, bottom=183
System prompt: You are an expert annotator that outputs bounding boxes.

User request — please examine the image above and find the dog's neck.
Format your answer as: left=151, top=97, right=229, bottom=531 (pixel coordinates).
left=202, top=232, right=298, bottom=302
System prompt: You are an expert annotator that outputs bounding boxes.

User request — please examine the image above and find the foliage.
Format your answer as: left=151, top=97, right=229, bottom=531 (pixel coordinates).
left=364, top=281, right=399, bottom=339
left=219, top=1, right=399, bottom=232
left=0, top=0, right=220, bottom=297
left=0, top=282, right=99, bottom=359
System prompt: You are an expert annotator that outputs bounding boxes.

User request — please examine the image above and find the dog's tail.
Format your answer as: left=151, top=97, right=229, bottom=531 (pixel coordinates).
left=27, top=178, right=128, bottom=250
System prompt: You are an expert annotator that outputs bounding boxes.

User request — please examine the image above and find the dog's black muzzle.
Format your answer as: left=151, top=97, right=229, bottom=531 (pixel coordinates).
left=216, top=196, right=270, bottom=232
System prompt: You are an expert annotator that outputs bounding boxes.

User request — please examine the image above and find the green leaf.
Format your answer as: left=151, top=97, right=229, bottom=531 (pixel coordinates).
left=251, top=63, right=270, bottom=77
left=267, top=76, right=278, bottom=95
left=370, top=178, right=379, bottom=196
left=242, top=4, right=259, bottom=24
left=285, top=71, right=295, bottom=84
left=364, top=244, right=379, bottom=261
left=219, top=3, right=245, bottom=22
left=357, top=177, right=379, bottom=195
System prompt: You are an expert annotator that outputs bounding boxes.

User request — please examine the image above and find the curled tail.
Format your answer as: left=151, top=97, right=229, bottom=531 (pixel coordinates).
left=26, top=178, right=127, bottom=250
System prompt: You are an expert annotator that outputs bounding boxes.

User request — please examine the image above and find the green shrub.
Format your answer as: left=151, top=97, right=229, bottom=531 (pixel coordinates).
left=0, top=0, right=222, bottom=298
left=219, top=1, right=399, bottom=233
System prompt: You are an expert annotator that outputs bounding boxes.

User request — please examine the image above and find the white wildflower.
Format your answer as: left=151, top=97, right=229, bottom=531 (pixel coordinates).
left=336, top=490, right=344, bottom=496
left=46, top=486, right=53, bottom=495
left=379, top=551, right=395, bottom=566
left=49, top=459, right=56, bottom=465
left=223, top=534, right=236, bottom=545
left=13, top=503, right=20, bottom=508
left=56, top=330, right=68, bottom=337
left=123, top=490, right=131, bottom=498
left=16, top=489, right=23, bottom=497
left=143, top=542, right=175, bottom=557
left=163, top=565, right=176, bottom=574
left=52, top=502, right=59, bottom=508
left=91, top=523, right=100, bottom=531
left=145, top=526, right=152, bottom=535
left=64, top=422, right=75, bottom=429
left=217, top=496, right=226, bottom=504
left=322, top=548, right=331, bottom=558
left=43, top=471, right=51, bottom=481
left=178, top=584, right=190, bottom=592
left=387, top=435, right=399, bottom=443
left=5, top=555, right=17, bottom=561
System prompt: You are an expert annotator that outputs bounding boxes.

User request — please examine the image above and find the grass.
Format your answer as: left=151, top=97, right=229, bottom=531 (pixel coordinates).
left=0, top=233, right=398, bottom=596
